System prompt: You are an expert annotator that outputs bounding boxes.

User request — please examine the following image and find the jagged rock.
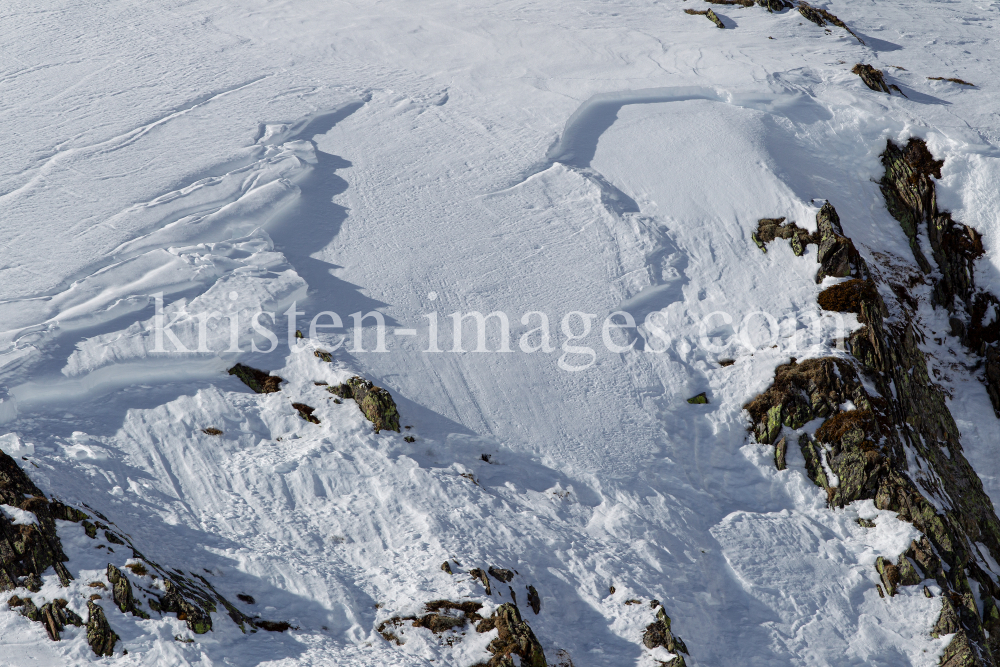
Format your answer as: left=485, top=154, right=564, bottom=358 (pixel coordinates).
left=107, top=564, right=149, bottom=618
left=686, top=392, right=708, bottom=404
left=797, top=1, right=864, bottom=42
left=480, top=603, right=547, bottom=667
left=328, top=376, right=401, bottom=433
left=856, top=518, right=876, bottom=528
left=227, top=364, right=283, bottom=394
left=378, top=600, right=484, bottom=644
left=470, top=568, right=492, bottom=595
left=157, top=579, right=213, bottom=634
left=86, top=601, right=118, bottom=656
left=851, top=64, right=892, bottom=93
left=489, top=567, right=514, bottom=583
left=0, top=450, right=83, bottom=591
left=527, top=585, right=541, bottom=614
left=815, top=203, right=863, bottom=283
left=747, top=180, right=1000, bottom=665
left=441, top=561, right=453, bottom=574
left=753, top=216, right=817, bottom=256
left=706, top=8, right=724, bottom=28
left=773, top=437, right=787, bottom=471
left=202, top=428, right=223, bottom=436
left=642, top=605, right=689, bottom=656
left=314, top=350, right=333, bottom=363
left=292, top=402, right=321, bottom=424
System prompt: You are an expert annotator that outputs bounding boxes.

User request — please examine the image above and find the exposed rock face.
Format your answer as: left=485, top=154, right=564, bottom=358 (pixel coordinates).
left=479, top=603, right=547, bottom=667
left=527, top=585, right=541, bottom=614
left=9, top=596, right=83, bottom=641
left=0, top=450, right=84, bottom=591
left=747, top=172, right=1000, bottom=663
left=329, top=376, right=401, bottom=433
left=378, top=600, right=485, bottom=645
left=227, top=363, right=283, bottom=393
left=107, top=564, right=149, bottom=619
left=879, top=138, right=1000, bottom=416
left=470, top=568, right=492, bottom=594
left=797, top=1, right=864, bottom=43
left=86, top=600, right=119, bottom=656
left=642, top=605, right=689, bottom=663
left=752, top=205, right=864, bottom=283
left=852, top=64, right=892, bottom=93
left=489, top=566, right=514, bottom=583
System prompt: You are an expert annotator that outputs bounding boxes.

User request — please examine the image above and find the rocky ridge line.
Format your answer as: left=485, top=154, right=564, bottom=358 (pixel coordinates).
left=747, top=140, right=1000, bottom=666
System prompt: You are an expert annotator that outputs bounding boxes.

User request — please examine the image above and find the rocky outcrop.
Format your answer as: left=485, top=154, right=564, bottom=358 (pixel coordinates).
left=476, top=603, right=547, bottom=667
left=328, top=376, right=401, bottom=433
left=747, top=191, right=1000, bottom=664
left=706, top=9, right=725, bottom=28
left=0, top=450, right=85, bottom=591
left=378, top=600, right=486, bottom=645
left=107, top=564, right=149, bottom=619
left=292, top=402, right=320, bottom=424
left=797, top=1, right=864, bottom=43
left=642, top=604, right=689, bottom=665
left=879, top=138, right=1000, bottom=416
left=8, top=595, right=83, bottom=641
left=86, top=600, right=119, bottom=656
left=852, top=64, right=892, bottom=94
left=752, top=205, right=864, bottom=283
left=227, top=363, right=283, bottom=393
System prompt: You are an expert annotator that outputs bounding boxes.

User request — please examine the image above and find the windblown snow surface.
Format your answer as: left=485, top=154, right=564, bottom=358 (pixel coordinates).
left=2, top=0, right=1000, bottom=664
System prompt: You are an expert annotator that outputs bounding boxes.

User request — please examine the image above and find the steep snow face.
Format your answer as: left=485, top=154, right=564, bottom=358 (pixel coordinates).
left=3, top=0, right=1000, bottom=665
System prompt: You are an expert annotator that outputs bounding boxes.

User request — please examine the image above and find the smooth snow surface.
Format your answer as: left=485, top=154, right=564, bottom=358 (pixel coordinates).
left=2, top=0, right=1000, bottom=664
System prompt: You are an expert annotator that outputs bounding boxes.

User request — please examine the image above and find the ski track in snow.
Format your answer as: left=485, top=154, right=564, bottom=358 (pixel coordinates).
left=2, top=0, right=1000, bottom=664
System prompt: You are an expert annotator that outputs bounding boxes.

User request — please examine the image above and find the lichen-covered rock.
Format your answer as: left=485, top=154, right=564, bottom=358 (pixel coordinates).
left=227, top=363, right=283, bottom=393
left=314, top=350, right=333, bottom=363
left=86, top=601, right=119, bottom=656
left=0, top=450, right=83, bottom=591
left=752, top=216, right=817, bottom=256
left=747, top=178, right=1000, bottom=665
left=489, top=566, right=514, bottom=583
left=686, top=392, right=708, bottom=404
left=329, top=376, right=400, bottom=432
left=157, top=579, right=213, bottom=634
left=706, top=8, right=724, bottom=28
left=107, top=564, right=149, bottom=618
left=642, top=605, right=689, bottom=666
left=481, top=603, right=547, bottom=667
left=773, top=436, right=787, bottom=471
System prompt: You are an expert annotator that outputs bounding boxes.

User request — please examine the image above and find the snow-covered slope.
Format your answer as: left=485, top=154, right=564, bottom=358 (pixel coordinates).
left=2, top=0, right=1000, bottom=664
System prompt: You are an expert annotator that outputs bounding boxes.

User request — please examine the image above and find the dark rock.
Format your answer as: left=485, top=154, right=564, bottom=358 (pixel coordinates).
left=480, top=603, right=547, bottom=667
left=527, top=585, right=541, bottom=614
left=237, top=593, right=255, bottom=605
left=441, top=561, right=453, bottom=574
left=753, top=216, right=817, bottom=256
left=82, top=521, right=97, bottom=539
left=774, top=437, right=787, bottom=471
left=706, top=8, right=724, bottom=28
left=0, top=450, right=76, bottom=591
left=292, top=403, right=321, bottom=424
left=314, top=350, right=333, bottom=363
left=86, top=601, right=119, bottom=656
left=329, top=377, right=400, bottom=432
left=851, top=64, right=892, bottom=93
left=470, top=568, right=492, bottom=595
left=157, top=579, right=213, bottom=634
left=255, top=620, right=292, bottom=632
left=227, top=364, right=283, bottom=394
left=404, top=436, right=415, bottom=443
left=489, top=567, right=514, bottom=583
left=642, top=605, right=689, bottom=656
left=104, top=530, right=125, bottom=545
left=202, top=428, right=223, bottom=436
left=855, top=518, right=876, bottom=528
left=797, top=1, right=864, bottom=42
left=107, top=564, right=149, bottom=618
left=817, top=279, right=877, bottom=316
